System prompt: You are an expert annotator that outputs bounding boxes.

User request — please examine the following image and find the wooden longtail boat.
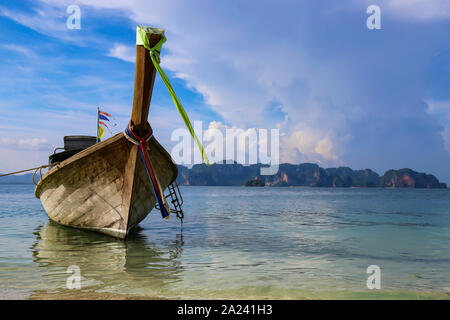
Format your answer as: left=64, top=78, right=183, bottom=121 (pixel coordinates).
left=35, top=27, right=182, bottom=239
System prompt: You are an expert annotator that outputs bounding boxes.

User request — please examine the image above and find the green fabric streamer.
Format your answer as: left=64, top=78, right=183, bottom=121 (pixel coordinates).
left=137, top=26, right=210, bottom=166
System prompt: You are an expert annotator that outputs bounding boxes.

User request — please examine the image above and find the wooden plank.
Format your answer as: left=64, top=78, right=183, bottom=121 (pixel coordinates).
left=35, top=133, right=124, bottom=197
left=130, top=34, right=161, bottom=136
left=121, top=144, right=139, bottom=232
left=125, top=33, right=161, bottom=231
left=37, top=135, right=177, bottom=239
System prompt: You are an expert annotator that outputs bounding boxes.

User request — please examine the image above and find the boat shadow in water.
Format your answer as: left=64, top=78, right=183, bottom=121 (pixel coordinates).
left=28, top=220, right=184, bottom=299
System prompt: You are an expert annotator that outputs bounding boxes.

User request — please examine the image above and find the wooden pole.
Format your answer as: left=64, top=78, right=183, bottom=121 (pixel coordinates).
left=96, top=106, right=100, bottom=143
left=130, top=33, right=161, bottom=137
left=123, top=33, right=162, bottom=231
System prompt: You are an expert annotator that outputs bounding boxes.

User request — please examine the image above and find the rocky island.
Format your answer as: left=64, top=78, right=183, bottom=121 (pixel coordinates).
left=176, top=162, right=447, bottom=189
left=1, top=163, right=447, bottom=189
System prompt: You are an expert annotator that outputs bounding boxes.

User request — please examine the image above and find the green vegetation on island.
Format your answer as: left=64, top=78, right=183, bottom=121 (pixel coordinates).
left=176, top=162, right=447, bottom=189
left=245, top=179, right=265, bottom=187
left=1, top=164, right=446, bottom=188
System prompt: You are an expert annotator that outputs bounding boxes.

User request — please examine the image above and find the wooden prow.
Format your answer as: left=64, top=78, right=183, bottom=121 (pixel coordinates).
left=131, top=34, right=161, bottom=136
left=34, top=28, right=178, bottom=239
left=123, top=33, right=163, bottom=234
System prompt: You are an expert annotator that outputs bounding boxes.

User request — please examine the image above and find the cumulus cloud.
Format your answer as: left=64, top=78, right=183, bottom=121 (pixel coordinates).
left=280, top=127, right=342, bottom=166
left=1, top=0, right=449, bottom=182
left=378, top=0, right=450, bottom=21
left=0, top=137, right=49, bottom=150
left=426, top=100, right=450, bottom=154
left=0, top=5, right=72, bottom=42
left=0, top=44, right=33, bottom=57
left=106, top=43, right=135, bottom=63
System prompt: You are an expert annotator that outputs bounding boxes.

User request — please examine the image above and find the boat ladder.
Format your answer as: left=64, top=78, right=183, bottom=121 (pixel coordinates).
left=155, top=181, right=184, bottom=222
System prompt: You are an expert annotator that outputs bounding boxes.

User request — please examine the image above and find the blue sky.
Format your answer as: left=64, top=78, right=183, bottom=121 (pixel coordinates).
left=0, top=0, right=449, bottom=183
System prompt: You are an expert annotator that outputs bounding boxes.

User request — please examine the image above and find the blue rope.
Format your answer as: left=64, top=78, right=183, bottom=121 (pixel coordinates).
left=124, top=123, right=170, bottom=219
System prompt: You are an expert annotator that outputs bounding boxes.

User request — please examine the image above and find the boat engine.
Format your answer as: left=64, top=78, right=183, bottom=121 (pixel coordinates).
left=49, top=136, right=97, bottom=164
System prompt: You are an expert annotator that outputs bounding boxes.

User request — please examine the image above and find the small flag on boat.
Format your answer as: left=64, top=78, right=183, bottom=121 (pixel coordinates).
left=97, top=125, right=105, bottom=139
left=99, top=114, right=110, bottom=122
left=99, top=109, right=117, bottom=126
left=99, top=110, right=111, bottom=117
left=99, top=120, right=112, bottom=135
left=96, top=108, right=115, bottom=141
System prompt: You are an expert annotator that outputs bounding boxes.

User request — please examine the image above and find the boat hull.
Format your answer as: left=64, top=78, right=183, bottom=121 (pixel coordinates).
left=35, top=132, right=177, bottom=239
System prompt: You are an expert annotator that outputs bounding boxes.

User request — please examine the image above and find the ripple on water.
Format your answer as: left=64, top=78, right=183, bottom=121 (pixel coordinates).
left=0, top=185, right=449, bottom=299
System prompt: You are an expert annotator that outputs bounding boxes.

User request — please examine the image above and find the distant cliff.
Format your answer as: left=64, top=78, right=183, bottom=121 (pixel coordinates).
left=176, top=163, right=447, bottom=189
left=0, top=173, right=35, bottom=184
left=1, top=164, right=446, bottom=189
left=378, top=168, right=446, bottom=189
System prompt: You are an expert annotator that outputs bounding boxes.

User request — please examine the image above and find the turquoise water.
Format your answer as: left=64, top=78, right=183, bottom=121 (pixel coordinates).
left=0, top=184, right=449, bottom=299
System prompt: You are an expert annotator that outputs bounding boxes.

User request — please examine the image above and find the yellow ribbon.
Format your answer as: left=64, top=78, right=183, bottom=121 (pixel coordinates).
left=138, top=26, right=210, bottom=165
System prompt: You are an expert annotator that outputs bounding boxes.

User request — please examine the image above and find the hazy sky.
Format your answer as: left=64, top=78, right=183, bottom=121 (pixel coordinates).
left=0, top=0, right=449, bottom=183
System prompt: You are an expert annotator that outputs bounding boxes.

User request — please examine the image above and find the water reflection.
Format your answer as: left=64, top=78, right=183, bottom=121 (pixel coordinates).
left=29, top=221, right=184, bottom=299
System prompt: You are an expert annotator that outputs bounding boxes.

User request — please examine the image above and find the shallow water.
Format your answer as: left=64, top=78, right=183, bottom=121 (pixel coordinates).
left=0, top=184, right=449, bottom=299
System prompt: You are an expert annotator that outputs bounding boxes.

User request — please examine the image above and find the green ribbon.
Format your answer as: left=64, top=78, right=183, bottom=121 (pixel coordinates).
left=138, top=26, right=210, bottom=166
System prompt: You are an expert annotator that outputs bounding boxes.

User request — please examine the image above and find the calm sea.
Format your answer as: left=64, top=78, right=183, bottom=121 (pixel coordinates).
left=0, top=184, right=449, bottom=299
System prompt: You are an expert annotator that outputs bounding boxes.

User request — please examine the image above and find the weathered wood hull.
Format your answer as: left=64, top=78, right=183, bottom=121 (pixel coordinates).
left=35, top=132, right=177, bottom=239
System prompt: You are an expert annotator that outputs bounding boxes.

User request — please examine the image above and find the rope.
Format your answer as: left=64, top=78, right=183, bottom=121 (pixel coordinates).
left=0, top=163, right=59, bottom=185
left=0, top=164, right=55, bottom=177
left=137, top=27, right=210, bottom=166
left=124, top=121, right=170, bottom=219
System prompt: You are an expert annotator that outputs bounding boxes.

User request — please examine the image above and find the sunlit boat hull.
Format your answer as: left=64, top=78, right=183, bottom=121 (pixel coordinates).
left=35, top=133, right=177, bottom=239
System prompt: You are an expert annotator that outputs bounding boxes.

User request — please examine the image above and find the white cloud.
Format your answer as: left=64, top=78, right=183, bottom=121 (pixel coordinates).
left=0, top=6, right=67, bottom=39
left=358, top=0, right=450, bottom=21
left=0, top=137, right=49, bottom=150
left=23, top=0, right=363, bottom=167
left=0, top=44, right=33, bottom=56
left=200, top=121, right=259, bottom=165
left=0, top=3, right=111, bottom=46
left=385, top=0, right=450, bottom=21
left=280, top=127, right=342, bottom=166
left=2, top=0, right=449, bottom=181
left=426, top=100, right=450, bottom=154
left=426, top=99, right=450, bottom=114
left=0, top=145, right=56, bottom=175
left=106, top=43, right=135, bottom=63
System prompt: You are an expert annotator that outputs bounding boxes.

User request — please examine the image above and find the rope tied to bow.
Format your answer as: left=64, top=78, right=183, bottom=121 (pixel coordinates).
left=124, top=121, right=170, bottom=219
left=137, top=26, right=210, bottom=166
